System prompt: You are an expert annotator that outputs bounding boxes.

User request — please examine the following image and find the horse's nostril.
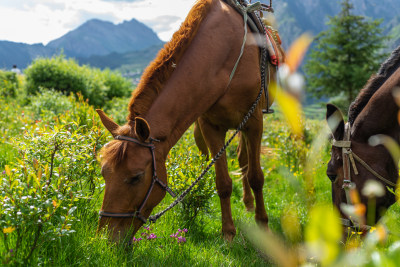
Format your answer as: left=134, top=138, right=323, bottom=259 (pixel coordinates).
left=327, top=174, right=337, bottom=182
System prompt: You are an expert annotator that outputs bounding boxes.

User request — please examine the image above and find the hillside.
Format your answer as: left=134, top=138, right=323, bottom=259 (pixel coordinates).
left=78, top=44, right=163, bottom=71
left=0, top=41, right=57, bottom=69
left=47, top=19, right=163, bottom=58
left=273, top=0, right=400, bottom=49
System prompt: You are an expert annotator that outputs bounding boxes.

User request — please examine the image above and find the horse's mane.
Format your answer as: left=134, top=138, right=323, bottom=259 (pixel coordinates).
left=127, top=0, right=213, bottom=121
left=102, top=0, right=213, bottom=168
left=348, top=45, right=400, bottom=125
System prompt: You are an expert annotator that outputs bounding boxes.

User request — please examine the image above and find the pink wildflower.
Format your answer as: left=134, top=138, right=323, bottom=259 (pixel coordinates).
left=177, top=236, right=186, bottom=243
left=147, top=233, right=157, bottom=240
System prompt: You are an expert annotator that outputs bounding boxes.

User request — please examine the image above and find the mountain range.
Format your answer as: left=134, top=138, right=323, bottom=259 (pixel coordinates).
left=0, top=0, right=399, bottom=72
left=274, top=0, right=400, bottom=49
left=0, top=18, right=162, bottom=69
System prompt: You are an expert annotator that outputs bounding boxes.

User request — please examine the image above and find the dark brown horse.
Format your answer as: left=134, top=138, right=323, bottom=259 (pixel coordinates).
left=326, top=45, right=400, bottom=226
left=96, top=0, right=284, bottom=242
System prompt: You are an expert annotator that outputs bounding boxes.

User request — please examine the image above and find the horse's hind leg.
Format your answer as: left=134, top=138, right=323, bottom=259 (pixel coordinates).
left=198, top=118, right=236, bottom=241
left=237, top=132, right=255, bottom=212
left=243, top=118, right=268, bottom=228
left=194, top=120, right=209, bottom=158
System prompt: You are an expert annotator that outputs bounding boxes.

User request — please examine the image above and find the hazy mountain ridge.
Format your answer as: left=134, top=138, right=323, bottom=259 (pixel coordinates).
left=47, top=19, right=162, bottom=57
left=0, top=18, right=162, bottom=69
left=274, top=0, right=400, bottom=49
left=0, top=41, right=57, bottom=69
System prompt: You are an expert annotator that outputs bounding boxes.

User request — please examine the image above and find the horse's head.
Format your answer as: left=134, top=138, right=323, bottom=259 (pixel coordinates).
left=326, top=104, right=397, bottom=225
left=96, top=110, right=167, bottom=242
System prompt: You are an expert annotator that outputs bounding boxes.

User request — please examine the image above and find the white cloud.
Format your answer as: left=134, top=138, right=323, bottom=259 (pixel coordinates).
left=0, top=0, right=196, bottom=44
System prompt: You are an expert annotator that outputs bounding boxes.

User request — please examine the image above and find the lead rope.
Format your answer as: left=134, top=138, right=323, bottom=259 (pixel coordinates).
left=148, top=1, right=267, bottom=224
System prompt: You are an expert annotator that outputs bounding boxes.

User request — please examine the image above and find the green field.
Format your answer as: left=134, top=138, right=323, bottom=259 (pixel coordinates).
left=1, top=74, right=400, bottom=266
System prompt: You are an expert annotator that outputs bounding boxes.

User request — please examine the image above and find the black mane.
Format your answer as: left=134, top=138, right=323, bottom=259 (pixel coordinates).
left=348, top=45, right=400, bottom=125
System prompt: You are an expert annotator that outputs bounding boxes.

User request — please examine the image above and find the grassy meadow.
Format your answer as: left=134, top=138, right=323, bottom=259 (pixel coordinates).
left=1, top=68, right=400, bottom=266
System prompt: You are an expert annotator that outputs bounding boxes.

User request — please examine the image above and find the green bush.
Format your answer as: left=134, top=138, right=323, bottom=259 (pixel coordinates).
left=27, top=89, right=73, bottom=121
left=166, top=128, right=216, bottom=226
left=24, top=55, right=132, bottom=107
left=0, top=70, right=19, bottom=98
left=103, top=96, right=130, bottom=125
left=0, top=113, right=107, bottom=265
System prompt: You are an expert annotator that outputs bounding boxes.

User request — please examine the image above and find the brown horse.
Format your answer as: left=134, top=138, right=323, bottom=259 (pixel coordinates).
left=326, top=45, right=400, bottom=226
left=96, top=0, right=284, bottom=242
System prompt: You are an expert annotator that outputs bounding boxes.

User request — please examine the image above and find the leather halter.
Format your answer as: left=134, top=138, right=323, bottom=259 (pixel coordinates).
left=332, top=123, right=396, bottom=192
left=99, top=135, right=176, bottom=224
left=332, top=123, right=396, bottom=229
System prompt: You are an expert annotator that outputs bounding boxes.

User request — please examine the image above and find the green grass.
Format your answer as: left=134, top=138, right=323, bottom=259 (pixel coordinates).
left=2, top=87, right=400, bottom=266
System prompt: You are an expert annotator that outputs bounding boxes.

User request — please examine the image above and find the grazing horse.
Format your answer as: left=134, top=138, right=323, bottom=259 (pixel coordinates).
left=96, top=0, right=284, bottom=242
left=326, top=45, right=400, bottom=226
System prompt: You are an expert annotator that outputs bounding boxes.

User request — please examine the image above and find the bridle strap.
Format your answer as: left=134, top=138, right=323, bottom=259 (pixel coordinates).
left=332, top=123, right=396, bottom=189
left=99, top=135, right=176, bottom=224
left=332, top=123, right=396, bottom=230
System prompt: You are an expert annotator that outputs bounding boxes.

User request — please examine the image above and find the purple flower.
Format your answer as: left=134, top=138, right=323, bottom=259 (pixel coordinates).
left=143, top=226, right=150, bottom=231
left=132, top=237, right=142, bottom=242
left=2, top=171, right=5, bottom=175
left=182, top=228, right=188, bottom=233
left=147, top=233, right=157, bottom=240
left=141, top=232, right=147, bottom=236
left=177, top=236, right=186, bottom=243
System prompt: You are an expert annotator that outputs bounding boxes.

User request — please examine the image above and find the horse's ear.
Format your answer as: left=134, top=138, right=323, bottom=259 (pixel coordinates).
left=96, top=109, right=120, bottom=137
left=326, top=104, right=345, bottom=140
left=135, top=117, right=150, bottom=142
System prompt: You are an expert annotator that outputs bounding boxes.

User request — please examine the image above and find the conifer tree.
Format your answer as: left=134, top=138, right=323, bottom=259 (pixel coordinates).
left=304, top=0, right=388, bottom=109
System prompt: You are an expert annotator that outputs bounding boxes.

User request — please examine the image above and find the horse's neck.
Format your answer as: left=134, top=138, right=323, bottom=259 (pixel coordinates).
left=142, top=0, right=247, bottom=157
left=353, top=67, right=400, bottom=142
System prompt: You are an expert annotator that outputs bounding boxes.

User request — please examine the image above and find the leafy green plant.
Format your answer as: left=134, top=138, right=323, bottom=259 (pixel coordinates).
left=24, top=55, right=132, bottom=107
left=0, top=95, right=108, bottom=265
left=27, top=89, right=73, bottom=121
left=0, top=70, right=19, bottom=98
left=103, top=96, right=131, bottom=125
left=166, top=129, right=216, bottom=226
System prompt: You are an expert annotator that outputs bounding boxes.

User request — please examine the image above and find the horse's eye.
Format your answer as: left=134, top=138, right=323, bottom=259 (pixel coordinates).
left=125, top=173, right=144, bottom=185
left=327, top=174, right=337, bottom=182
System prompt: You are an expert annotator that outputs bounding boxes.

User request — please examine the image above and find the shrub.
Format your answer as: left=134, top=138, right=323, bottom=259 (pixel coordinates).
left=103, top=96, right=130, bottom=125
left=27, top=89, right=73, bottom=121
left=0, top=90, right=108, bottom=265
left=166, top=128, right=216, bottom=226
left=24, top=55, right=132, bottom=107
left=0, top=70, right=19, bottom=98
left=0, top=122, right=107, bottom=265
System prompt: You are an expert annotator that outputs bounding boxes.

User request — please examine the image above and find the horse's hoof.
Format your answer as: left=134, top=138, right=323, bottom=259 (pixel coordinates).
left=243, top=198, right=255, bottom=212
left=255, top=215, right=269, bottom=230
left=222, top=228, right=236, bottom=242
left=245, top=205, right=255, bottom=212
left=223, top=232, right=235, bottom=242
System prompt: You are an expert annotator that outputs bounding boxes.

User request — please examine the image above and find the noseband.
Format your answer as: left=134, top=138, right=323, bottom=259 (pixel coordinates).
left=99, top=135, right=176, bottom=224
left=332, top=123, right=396, bottom=228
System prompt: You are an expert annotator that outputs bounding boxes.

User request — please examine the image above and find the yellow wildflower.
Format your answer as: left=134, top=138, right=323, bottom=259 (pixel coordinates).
left=3, top=226, right=15, bottom=234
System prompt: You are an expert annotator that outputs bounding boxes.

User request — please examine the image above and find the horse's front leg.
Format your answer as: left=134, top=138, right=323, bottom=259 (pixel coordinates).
left=198, top=118, right=236, bottom=241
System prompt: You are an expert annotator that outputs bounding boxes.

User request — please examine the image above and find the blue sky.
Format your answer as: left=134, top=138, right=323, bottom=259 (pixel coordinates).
left=0, top=0, right=195, bottom=44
